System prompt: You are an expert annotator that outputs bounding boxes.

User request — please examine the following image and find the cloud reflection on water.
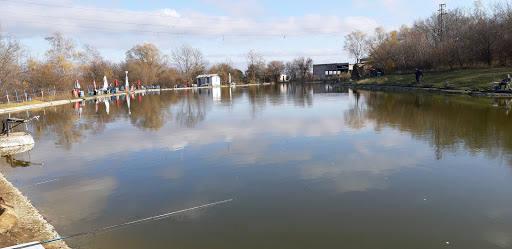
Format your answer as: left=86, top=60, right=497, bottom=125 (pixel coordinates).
left=38, top=177, right=118, bottom=230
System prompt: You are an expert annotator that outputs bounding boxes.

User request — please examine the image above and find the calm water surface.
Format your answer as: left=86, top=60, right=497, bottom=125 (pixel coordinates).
left=1, top=85, right=512, bottom=249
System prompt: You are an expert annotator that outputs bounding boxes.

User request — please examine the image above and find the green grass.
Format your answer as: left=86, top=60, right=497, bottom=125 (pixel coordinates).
left=356, top=67, right=512, bottom=91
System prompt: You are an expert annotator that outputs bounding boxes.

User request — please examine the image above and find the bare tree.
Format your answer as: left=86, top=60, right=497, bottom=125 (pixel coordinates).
left=172, top=44, right=208, bottom=84
left=293, top=57, right=313, bottom=85
left=80, top=44, right=110, bottom=84
left=285, top=61, right=298, bottom=82
left=267, top=61, right=285, bottom=83
left=246, top=50, right=265, bottom=83
left=0, top=26, right=24, bottom=92
left=343, top=30, right=369, bottom=63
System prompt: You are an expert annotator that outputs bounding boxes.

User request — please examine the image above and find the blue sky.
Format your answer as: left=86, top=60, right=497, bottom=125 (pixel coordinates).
left=0, top=0, right=498, bottom=70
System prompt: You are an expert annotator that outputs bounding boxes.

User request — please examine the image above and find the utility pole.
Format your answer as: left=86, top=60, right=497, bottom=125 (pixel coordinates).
left=438, top=4, right=446, bottom=43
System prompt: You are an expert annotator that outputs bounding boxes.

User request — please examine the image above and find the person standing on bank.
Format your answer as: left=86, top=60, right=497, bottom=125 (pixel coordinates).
left=415, top=68, right=423, bottom=84
left=501, top=74, right=512, bottom=90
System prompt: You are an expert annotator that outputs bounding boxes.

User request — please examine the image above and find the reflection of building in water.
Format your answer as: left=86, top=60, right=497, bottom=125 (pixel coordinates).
left=325, top=84, right=332, bottom=92
left=198, top=88, right=211, bottom=95
left=213, top=87, right=221, bottom=104
left=280, top=84, right=289, bottom=94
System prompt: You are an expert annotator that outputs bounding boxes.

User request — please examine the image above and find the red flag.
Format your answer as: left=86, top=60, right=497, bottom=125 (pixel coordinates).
left=137, top=80, right=141, bottom=86
left=93, top=81, right=96, bottom=89
left=115, top=79, right=118, bottom=87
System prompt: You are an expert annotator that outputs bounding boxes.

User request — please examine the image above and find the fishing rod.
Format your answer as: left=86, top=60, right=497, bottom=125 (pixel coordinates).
left=10, top=199, right=233, bottom=249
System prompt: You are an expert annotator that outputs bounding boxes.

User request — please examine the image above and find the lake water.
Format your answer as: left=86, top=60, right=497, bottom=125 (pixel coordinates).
left=1, top=85, right=512, bottom=249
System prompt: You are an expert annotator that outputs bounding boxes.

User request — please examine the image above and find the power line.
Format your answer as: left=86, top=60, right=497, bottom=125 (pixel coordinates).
left=0, top=18, right=343, bottom=37
left=0, top=11, right=358, bottom=32
left=11, top=199, right=234, bottom=249
left=0, top=0, right=340, bottom=24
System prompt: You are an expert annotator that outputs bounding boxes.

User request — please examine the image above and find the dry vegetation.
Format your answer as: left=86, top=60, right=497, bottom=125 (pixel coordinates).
left=345, top=1, right=512, bottom=75
left=356, top=67, right=512, bottom=91
left=1, top=27, right=313, bottom=106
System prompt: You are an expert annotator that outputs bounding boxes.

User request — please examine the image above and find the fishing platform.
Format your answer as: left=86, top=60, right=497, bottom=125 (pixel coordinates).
left=0, top=118, right=36, bottom=149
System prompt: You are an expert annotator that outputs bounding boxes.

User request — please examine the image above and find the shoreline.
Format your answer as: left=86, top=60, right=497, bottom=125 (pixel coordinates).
left=0, top=171, right=70, bottom=249
left=2, top=82, right=509, bottom=115
left=338, top=83, right=512, bottom=97
left=0, top=84, right=270, bottom=115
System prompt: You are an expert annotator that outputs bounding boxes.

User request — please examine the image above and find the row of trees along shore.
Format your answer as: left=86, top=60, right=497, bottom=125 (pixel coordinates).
left=344, top=0, right=512, bottom=73
left=0, top=29, right=314, bottom=95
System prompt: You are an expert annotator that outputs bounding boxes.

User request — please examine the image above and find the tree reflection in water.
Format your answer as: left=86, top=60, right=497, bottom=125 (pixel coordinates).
left=345, top=90, right=512, bottom=163
left=8, top=85, right=508, bottom=161
left=175, top=89, right=207, bottom=128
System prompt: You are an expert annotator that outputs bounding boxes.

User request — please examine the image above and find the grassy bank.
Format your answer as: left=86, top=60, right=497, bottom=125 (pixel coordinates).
left=356, top=67, right=512, bottom=91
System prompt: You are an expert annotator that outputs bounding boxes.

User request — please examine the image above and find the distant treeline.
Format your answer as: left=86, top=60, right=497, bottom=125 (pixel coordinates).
left=344, top=0, right=512, bottom=73
left=0, top=28, right=314, bottom=93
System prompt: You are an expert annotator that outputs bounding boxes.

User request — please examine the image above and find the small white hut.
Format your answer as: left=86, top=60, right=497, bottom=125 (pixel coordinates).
left=196, top=74, right=221, bottom=87
left=280, top=74, right=290, bottom=82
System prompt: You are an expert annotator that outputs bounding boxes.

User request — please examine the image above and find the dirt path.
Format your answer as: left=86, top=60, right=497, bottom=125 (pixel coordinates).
left=0, top=171, right=70, bottom=249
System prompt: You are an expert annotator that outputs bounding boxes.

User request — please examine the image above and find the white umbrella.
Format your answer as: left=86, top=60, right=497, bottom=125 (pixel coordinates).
left=125, top=71, right=129, bottom=90
left=103, top=76, right=108, bottom=90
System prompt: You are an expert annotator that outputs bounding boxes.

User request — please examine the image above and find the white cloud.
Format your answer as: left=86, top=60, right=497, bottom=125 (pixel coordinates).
left=37, top=177, right=118, bottom=229
left=351, top=0, right=413, bottom=19
left=299, top=136, right=430, bottom=193
left=204, top=0, right=266, bottom=18
left=0, top=1, right=381, bottom=65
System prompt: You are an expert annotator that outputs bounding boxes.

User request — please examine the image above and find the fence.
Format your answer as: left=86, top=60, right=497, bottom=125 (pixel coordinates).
left=0, top=87, right=75, bottom=105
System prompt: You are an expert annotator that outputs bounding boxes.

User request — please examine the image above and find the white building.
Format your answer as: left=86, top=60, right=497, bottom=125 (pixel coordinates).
left=196, top=74, right=221, bottom=87
left=280, top=74, right=290, bottom=82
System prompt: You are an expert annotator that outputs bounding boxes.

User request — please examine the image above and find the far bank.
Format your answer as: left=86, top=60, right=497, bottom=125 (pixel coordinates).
left=348, top=67, right=512, bottom=92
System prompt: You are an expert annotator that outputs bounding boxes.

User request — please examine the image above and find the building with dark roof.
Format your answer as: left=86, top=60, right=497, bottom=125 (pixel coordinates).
left=313, top=63, right=350, bottom=79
